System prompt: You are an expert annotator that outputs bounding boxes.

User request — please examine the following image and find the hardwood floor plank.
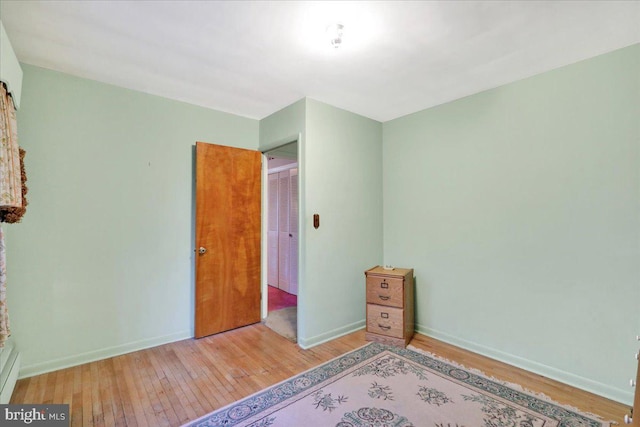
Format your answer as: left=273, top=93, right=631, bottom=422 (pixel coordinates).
left=147, top=348, right=189, bottom=425
left=137, top=352, right=171, bottom=427
left=113, top=355, right=148, bottom=427
left=129, top=353, right=162, bottom=427
left=62, top=368, right=75, bottom=425
left=97, top=360, right=116, bottom=427
left=159, top=347, right=205, bottom=422
left=111, top=357, right=139, bottom=427
left=71, top=365, right=83, bottom=426
left=200, top=339, right=255, bottom=400
left=10, top=375, right=29, bottom=404
left=32, top=371, right=50, bottom=404
left=41, top=372, right=57, bottom=404
left=10, top=324, right=628, bottom=426
left=52, top=369, right=65, bottom=405
left=89, top=362, right=105, bottom=427
left=81, top=363, right=93, bottom=426
left=188, top=344, right=237, bottom=405
left=172, top=339, right=229, bottom=410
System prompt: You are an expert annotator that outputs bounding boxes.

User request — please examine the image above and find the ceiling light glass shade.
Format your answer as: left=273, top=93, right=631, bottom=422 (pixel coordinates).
left=326, top=23, right=344, bottom=48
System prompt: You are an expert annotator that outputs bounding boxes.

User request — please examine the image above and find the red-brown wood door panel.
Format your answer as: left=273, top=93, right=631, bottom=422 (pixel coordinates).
left=195, top=142, right=262, bottom=338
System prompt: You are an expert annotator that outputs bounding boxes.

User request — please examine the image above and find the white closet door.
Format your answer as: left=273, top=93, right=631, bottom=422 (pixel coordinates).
left=278, top=171, right=291, bottom=292
left=267, top=173, right=279, bottom=286
left=289, top=168, right=299, bottom=295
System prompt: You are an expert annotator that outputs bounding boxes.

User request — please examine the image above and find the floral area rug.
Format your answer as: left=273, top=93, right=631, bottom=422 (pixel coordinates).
left=183, top=342, right=609, bottom=427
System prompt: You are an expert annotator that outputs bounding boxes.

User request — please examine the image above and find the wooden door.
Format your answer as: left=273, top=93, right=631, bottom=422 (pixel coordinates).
left=633, top=354, right=640, bottom=426
left=195, top=142, right=262, bottom=338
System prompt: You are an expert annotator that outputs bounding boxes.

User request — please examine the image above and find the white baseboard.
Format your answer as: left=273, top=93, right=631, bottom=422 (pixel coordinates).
left=0, top=347, right=20, bottom=404
left=19, top=330, right=192, bottom=379
left=298, top=320, right=365, bottom=349
left=416, top=323, right=632, bottom=405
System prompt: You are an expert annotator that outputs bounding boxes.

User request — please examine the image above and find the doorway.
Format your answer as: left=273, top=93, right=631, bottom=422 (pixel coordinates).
left=264, top=142, right=298, bottom=342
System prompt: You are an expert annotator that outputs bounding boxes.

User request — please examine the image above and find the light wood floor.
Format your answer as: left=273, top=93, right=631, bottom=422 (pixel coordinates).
left=11, top=324, right=629, bottom=426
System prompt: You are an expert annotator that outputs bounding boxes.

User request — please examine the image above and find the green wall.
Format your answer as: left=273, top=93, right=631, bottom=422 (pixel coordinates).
left=383, top=44, right=640, bottom=404
left=259, top=99, right=306, bottom=152
left=301, top=99, right=383, bottom=346
left=5, top=64, right=259, bottom=376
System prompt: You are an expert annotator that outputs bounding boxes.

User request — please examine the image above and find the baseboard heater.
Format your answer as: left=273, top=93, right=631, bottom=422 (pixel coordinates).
left=0, top=338, right=20, bottom=403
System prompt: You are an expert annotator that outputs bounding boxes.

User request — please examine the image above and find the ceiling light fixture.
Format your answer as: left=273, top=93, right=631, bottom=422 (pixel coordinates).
left=326, top=23, right=344, bottom=48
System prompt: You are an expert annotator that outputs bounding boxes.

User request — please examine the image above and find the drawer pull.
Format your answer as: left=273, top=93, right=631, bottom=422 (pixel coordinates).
left=380, top=281, right=389, bottom=289
left=378, top=295, right=390, bottom=301
left=378, top=324, right=391, bottom=331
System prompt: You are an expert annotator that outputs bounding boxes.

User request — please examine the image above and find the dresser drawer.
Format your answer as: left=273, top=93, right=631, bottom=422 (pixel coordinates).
left=366, top=304, right=404, bottom=338
left=366, top=275, right=404, bottom=308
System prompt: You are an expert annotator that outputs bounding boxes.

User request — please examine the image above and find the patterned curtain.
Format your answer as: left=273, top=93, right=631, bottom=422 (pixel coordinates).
left=0, top=83, right=22, bottom=208
left=0, top=226, right=9, bottom=348
left=0, top=83, right=21, bottom=348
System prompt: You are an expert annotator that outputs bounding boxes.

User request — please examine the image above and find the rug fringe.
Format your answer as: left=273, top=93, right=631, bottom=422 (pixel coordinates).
left=406, top=344, right=614, bottom=427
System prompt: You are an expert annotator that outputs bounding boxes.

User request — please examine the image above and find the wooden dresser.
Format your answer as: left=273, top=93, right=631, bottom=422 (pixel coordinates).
left=365, top=266, right=414, bottom=347
left=628, top=340, right=640, bottom=426
left=634, top=354, right=640, bottom=426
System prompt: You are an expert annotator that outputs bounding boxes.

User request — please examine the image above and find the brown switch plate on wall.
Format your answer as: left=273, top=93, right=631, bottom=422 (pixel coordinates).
left=313, top=214, right=320, bottom=229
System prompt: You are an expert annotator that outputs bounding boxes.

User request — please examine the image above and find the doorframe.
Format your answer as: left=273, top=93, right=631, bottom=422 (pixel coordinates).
left=268, top=163, right=298, bottom=175
left=260, top=134, right=303, bottom=323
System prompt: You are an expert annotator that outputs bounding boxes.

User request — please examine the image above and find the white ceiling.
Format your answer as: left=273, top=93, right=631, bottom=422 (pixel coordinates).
left=1, top=1, right=639, bottom=122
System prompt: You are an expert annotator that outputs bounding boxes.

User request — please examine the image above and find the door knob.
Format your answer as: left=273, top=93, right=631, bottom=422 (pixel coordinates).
left=198, top=247, right=207, bottom=255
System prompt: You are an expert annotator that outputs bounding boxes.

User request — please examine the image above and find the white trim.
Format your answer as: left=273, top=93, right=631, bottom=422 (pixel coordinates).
left=19, top=330, right=191, bottom=379
left=267, top=163, right=298, bottom=175
left=294, top=132, right=304, bottom=347
left=298, top=321, right=365, bottom=349
left=416, top=323, right=632, bottom=405
left=261, top=153, right=268, bottom=318
left=0, top=344, right=19, bottom=404
left=259, top=135, right=299, bottom=154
